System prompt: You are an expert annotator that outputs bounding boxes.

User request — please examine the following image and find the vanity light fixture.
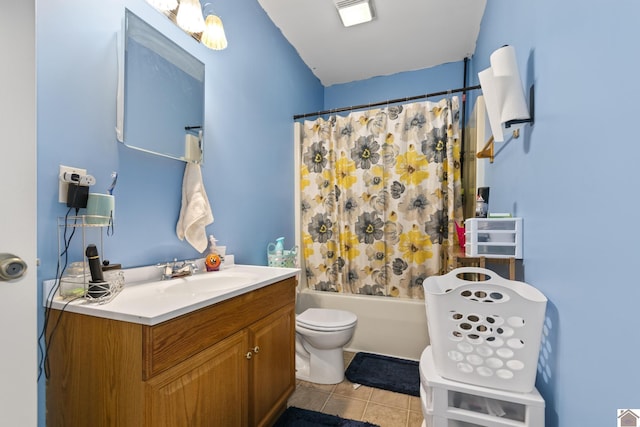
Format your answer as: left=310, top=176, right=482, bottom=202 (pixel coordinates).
left=146, top=0, right=178, bottom=13
left=176, top=0, right=206, bottom=34
left=146, top=0, right=227, bottom=51
left=201, top=14, right=228, bottom=50
left=334, top=0, right=375, bottom=27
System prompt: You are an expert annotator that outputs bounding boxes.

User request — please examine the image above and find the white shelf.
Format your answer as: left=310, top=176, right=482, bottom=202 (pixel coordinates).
left=464, top=218, right=522, bottom=259
left=420, top=346, right=544, bottom=427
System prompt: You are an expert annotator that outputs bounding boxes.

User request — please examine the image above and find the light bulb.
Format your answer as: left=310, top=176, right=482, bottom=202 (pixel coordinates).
left=176, top=0, right=205, bottom=33
left=201, top=15, right=228, bottom=50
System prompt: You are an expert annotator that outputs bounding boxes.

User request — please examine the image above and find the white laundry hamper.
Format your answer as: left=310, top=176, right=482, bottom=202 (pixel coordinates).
left=424, top=267, right=547, bottom=393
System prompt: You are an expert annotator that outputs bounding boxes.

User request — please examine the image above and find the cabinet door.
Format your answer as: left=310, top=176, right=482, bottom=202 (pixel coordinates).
left=146, top=330, right=249, bottom=427
left=248, top=305, right=295, bottom=427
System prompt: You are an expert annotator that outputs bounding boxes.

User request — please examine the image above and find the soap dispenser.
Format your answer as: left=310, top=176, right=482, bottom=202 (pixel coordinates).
left=275, top=237, right=285, bottom=255
left=205, top=235, right=221, bottom=272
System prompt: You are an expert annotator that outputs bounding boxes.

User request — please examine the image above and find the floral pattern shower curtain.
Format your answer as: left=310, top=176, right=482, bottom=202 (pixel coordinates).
left=300, top=97, right=463, bottom=299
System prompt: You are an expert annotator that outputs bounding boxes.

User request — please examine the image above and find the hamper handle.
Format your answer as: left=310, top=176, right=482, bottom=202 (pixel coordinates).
left=446, top=267, right=507, bottom=284
left=445, top=267, right=546, bottom=301
left=446, top=267, right=502, bottom=282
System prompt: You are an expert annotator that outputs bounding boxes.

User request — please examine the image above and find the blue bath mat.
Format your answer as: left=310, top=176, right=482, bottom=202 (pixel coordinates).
left=345, top=352, right=420, bottom=397
left=273, top=406, right=379, bottom=427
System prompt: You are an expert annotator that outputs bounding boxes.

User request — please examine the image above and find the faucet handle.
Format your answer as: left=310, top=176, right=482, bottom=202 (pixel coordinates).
left=185, top=260, right=199, bottom=272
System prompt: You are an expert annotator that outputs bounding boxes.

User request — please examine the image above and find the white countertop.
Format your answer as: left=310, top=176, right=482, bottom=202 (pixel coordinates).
left=43, top=263, right=300, bottom=326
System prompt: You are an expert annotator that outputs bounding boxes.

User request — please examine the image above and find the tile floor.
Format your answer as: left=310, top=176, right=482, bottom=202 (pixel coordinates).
left=287, top=352, right=424, bottom=427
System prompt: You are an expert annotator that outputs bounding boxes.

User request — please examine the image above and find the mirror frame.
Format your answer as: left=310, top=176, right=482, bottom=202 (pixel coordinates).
left=116, top=8, right=205, bottom=163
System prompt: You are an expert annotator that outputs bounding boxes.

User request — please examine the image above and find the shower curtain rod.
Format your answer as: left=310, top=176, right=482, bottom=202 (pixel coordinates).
left=293, top=84, right=482, bottom=120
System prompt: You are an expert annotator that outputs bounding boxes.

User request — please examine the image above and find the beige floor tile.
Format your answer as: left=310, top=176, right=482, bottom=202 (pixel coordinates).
left=344, top=351, right=356, bottom=366
left=287, top=386, right=331, bottom=412
left=407, top=410, right=424, bottom=427
left=332, top=379, right=374, bottom=401
left=322, top=395, right=367, bottom=420
left=296, top=379, right=336, bottom=393
left=370, top=388, right=410, bottom=409
left=293, top=351, right=424, bottom=426
left=409, top=395, right=422, bottom=412
left=362, top=402, right=408, bottom=427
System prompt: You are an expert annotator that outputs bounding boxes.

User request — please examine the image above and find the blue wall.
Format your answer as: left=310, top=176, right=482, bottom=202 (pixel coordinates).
left=324, top=61, right=465, bottom=111
left=471, top=1, right=640, bottom=426
left=36, top=0, right=322, bottom=424
left=299, top=1, right=640, bottom=424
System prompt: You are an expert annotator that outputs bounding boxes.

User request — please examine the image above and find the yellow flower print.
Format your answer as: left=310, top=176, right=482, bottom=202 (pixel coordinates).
left=336, top=152, right=357, bottom=190
left=303, top=232, right=314, bottom=259
left=398, top=224, right=433, bottom=264
left=451, top=140, right=461, bottom=181
left=385, top=133, right=394, bottom=144
left=339, top=227, right=360, bottom=261
left=300, top=164, right=310, bottom=191
left=358, top=115, right=369, bottom=126
left=395, top=146, right=429, bottom=186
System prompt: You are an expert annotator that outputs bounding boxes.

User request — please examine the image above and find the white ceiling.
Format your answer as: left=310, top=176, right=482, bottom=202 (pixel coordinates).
left=257, top=0, right=487, bottom=86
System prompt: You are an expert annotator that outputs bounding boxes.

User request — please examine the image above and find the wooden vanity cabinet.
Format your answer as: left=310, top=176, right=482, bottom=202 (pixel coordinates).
left=46, top=277, right=296, bottom=427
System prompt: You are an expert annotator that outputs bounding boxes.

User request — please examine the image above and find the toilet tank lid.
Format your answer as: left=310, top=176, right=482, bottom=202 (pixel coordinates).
left=297, top=308, right=357, bottom=329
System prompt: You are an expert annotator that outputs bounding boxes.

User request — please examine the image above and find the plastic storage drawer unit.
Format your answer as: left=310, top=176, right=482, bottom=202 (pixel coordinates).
left=465, top=218, right=522, bottom=259
left=420, top=346, right=544, bottom=427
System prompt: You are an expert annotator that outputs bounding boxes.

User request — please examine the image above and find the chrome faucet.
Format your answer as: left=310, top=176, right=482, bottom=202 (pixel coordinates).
left=158, top=259, right=199, bottom=280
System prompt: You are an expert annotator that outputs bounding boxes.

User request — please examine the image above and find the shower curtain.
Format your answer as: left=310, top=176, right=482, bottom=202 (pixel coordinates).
left=299, top=97, right=463, bottom=299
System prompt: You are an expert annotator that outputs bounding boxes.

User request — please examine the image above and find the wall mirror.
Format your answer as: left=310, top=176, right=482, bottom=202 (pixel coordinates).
left=116, top=9, right=205, bottom=163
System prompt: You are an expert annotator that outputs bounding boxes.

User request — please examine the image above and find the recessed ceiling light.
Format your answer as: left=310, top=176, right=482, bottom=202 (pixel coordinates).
left=334, top=0, right=375, bottom=27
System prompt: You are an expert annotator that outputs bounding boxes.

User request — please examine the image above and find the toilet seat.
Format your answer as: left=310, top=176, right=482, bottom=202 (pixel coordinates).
left=296, top=308, right=357, bottom=331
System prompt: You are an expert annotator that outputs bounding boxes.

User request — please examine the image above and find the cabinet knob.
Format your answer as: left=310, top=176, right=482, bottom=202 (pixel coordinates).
left=253, top=346, right=260, bottom=354
left=246, top=351, right=253, bottom=360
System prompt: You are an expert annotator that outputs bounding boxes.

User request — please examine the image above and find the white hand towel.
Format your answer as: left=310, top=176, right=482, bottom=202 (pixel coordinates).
left=176, top=162, right=214, bottom=252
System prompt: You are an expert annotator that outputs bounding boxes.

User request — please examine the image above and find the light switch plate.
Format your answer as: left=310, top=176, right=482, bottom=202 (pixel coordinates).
left=58, top=165, right=87, bottom=203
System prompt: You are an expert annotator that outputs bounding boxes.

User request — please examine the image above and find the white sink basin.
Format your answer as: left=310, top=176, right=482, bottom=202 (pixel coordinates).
left=159, top=270, right=261, bottom=297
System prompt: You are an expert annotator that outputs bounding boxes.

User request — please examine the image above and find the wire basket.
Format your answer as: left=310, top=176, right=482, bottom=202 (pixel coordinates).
left=267, top=245, right=298, bottom=268
left=84, top=270, right=124, bottom=305
left=424, top=267, right=547, bottom=393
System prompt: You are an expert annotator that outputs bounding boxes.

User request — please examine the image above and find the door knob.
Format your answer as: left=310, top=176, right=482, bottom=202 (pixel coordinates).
left=253, top=346, right=260, bottom=354
left=0, top=253, right=27, bottom=281
left=246, top=352, right=253, bottom=360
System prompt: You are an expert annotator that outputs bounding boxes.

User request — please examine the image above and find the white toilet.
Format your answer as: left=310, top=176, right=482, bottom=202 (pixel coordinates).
left=295, top=308, right=357, bottom=384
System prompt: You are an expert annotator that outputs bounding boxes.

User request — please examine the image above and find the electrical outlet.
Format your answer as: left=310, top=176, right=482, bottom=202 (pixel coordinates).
left=58, top=165, right=87, bottom=203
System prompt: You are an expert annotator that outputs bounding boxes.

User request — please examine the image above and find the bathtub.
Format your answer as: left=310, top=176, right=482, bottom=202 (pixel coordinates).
left=296, top=288, right=429, bottom=361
